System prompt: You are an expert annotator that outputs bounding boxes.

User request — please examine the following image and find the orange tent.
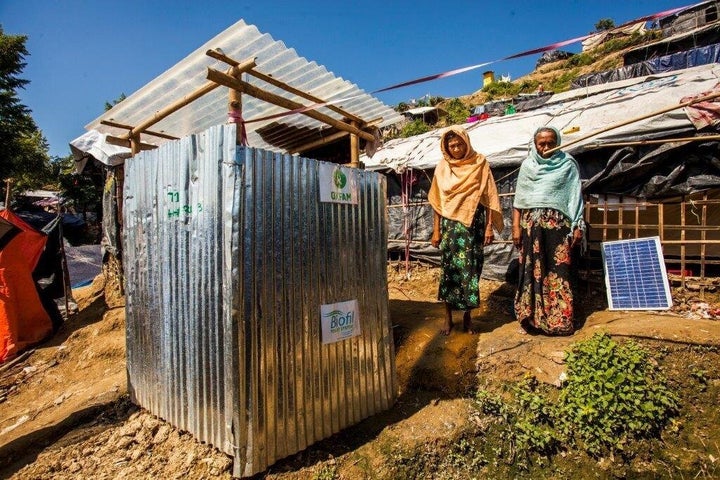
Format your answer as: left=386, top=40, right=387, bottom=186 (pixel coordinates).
left=0, top=210, right=53, bottom=362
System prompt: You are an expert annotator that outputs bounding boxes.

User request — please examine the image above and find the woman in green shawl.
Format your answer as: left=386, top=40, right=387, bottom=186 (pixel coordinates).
left=512, top=127, right=585, bottom=335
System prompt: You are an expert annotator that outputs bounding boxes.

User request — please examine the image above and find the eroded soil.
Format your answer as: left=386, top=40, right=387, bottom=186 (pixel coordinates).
left=0, top=265, right=719, bottom=479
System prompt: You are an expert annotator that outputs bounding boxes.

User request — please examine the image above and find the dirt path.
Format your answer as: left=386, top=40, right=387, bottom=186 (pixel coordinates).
left=0, top=266, right=718, bottom=478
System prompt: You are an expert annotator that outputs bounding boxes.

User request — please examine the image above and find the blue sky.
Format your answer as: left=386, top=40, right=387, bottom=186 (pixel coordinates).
left=2, top=0, right=691, bottom=157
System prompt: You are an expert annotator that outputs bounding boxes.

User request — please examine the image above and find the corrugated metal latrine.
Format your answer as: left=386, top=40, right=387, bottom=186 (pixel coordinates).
left=123, top=124, right=396, bottom=477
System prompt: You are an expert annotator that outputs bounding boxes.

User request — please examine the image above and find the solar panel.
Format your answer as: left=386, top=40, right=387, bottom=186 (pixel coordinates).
left=601, top=236, right=673, bottom=310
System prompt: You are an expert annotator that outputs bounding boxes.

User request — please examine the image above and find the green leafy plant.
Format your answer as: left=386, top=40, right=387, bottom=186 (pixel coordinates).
left=312, top=462, right=338, bottom=480
left=481, top=81, right=520, bottom=100
left=557, top=333, right=680, bottom=456
left=473, top=333, right=680, bottom=463
left=400, top=119, right=431, bottom=138
left=444, top=98, right=470, bottom=124
left=595, top=18, right=615, bottom=31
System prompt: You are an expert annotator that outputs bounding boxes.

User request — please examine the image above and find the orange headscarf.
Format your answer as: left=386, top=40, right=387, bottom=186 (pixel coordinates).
left=428, top=127, right=503, bottom=232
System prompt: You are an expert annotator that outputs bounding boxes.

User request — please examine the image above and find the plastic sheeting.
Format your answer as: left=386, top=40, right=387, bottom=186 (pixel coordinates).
left=571, top=62, right=656, bottom=90
left=583, top=140, right=720, bottom=198
left=573, top=43, right=720, bottom=89
left=363, top=64, right=720, bottom=172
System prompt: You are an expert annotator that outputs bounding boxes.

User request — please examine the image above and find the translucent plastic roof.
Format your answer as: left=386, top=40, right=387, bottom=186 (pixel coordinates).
left=85, top=19, right=403, bottom=153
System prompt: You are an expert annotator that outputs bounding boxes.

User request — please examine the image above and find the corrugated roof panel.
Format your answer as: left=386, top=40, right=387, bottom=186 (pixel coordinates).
left=85, top=19, right=402, bottom=153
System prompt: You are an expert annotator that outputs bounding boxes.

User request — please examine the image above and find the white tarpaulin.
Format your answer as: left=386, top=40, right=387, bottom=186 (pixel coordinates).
left=363, top=64, right=720, bottom=172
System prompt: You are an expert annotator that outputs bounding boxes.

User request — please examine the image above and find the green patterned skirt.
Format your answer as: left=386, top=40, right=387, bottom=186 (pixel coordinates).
left=438, top=208, right=486, bottom=310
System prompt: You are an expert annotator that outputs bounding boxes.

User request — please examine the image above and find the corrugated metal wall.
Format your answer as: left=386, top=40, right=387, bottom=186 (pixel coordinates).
left=124, top=124, right=396, bottom=478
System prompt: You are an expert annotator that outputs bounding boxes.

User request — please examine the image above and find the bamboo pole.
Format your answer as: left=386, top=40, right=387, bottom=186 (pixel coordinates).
left=545, top=90, right=720, bottom=156
left=350, top=120, right=360, bottom=168
left=701, top=192, right=707, bottom=282
left=602, top=194, right=608, bottom=242
left=101, top=120, right=178, bottom=140
left=585, top=134, right=720, bottom=149
left=206, top=49, right=365, bottom=125
left=125, top=58, right=257, bottom=140
left=106, top=135, right=157, bottom=151
left=207, top=68, right=375, bottom=142
left=618, top=195, right=623, bottom=240
left=681, top=197, right=686, bottom=288
left=291, top=130, right=349, bottom=154
left=228, top=66, right=244, bottom=145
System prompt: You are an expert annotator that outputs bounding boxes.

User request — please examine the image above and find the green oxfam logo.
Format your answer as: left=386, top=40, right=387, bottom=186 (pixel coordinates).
left=333, top=169, right=347, bottom=189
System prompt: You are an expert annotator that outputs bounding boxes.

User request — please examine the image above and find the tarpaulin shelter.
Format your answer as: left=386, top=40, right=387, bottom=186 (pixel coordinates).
left=363, top=64, right=720, bottom=281
left=0, top=210, right=55, bottom=362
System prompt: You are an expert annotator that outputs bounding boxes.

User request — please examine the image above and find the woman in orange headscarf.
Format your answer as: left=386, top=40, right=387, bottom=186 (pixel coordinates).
left=428, top=127, right=503, bottom=335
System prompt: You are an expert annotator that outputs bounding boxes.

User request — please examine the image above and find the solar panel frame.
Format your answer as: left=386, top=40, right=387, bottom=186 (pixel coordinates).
left=601, top=236, right=673, bottom=311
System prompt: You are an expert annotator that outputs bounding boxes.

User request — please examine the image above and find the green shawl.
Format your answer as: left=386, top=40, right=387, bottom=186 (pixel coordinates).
left=513, top=127, right=585, bottom=230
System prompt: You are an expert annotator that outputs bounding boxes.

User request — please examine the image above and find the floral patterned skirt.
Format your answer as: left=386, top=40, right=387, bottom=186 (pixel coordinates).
left=438, top=208, right=485, bottom=311
left=514, top=208, right=575, bottom=335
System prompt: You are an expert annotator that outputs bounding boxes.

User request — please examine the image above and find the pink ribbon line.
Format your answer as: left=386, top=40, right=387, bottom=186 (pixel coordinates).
left=242, top=3, right=696, bottom=125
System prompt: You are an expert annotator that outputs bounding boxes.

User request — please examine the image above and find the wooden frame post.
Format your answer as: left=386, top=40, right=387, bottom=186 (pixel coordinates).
left=349, top=121, right=359, bottom=168
left=228, top=66, right=245, bottom=145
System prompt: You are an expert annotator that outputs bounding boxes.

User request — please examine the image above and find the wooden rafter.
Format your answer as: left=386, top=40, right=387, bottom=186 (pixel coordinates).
left=207, top=68, right=376, bottom=143
left=206, top=49, right=365, bottom=125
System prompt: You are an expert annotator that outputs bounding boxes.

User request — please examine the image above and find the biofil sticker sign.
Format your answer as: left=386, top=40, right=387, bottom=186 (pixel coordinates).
left=319, top=163, right=358, bottom=205
left=321, top=299, right=361, bottom=344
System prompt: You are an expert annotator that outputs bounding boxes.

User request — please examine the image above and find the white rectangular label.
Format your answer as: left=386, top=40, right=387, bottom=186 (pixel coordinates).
left=321, top=299, right=361, bottom=344
left=319, top=163, right=358, bottom=204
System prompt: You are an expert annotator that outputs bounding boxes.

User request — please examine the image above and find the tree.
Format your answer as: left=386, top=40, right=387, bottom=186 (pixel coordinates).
left=595, top=18, right=615, bottom=32
left=400, top=119, right=431, bottom=138
left=104, top=93, right=126, bottom=112
left=0, top=26, right=51, bottom=199
left=444, top=98, right=470, bottom=125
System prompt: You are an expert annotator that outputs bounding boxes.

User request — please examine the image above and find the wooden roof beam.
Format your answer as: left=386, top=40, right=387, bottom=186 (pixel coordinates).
left=206, top=48, right=364, bottom=126
left=106, top=135, right=158, bottom=151
left=101, top=120, right=178, bottom=140
left=124, top=57, right=257, bottom=140
left=291, top=130, right=350, bottom=154
left=207, top=67, right=375, bottom=143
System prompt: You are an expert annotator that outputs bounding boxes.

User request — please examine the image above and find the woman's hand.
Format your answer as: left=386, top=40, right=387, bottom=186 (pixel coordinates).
left=512, top=208, right=522, bottom=249
left=571, top=227, right=583, bottom=248
left=431, top=231, right=440, bottom=248
left=484, top=225, right=494, bottom=246
left=512, top=224, right=522, bottom=249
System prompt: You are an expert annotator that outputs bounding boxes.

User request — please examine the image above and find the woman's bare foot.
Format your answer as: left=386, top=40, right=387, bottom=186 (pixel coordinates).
left=442, top=303, right=454, bottom=335
left=462, top=311, right=478, bottom=334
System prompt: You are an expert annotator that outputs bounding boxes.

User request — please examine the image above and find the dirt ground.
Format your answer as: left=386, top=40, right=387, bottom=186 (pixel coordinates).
left=1, top=265, right=719, bottom=479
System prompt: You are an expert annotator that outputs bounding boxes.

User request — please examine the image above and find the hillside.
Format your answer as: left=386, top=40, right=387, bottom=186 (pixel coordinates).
left=439, top=29, right=660, bottom=121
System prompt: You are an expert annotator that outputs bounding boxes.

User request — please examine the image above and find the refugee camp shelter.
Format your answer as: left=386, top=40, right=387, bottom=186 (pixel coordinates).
left=71, top=20, right=401, bottom=478
left=362, top=64, right=720, bottom=284
left=402, top=106, right=448, bottom=125
left=0, top=209, right=69, bottom=362
left=659, top=0, right=720, bottom=36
